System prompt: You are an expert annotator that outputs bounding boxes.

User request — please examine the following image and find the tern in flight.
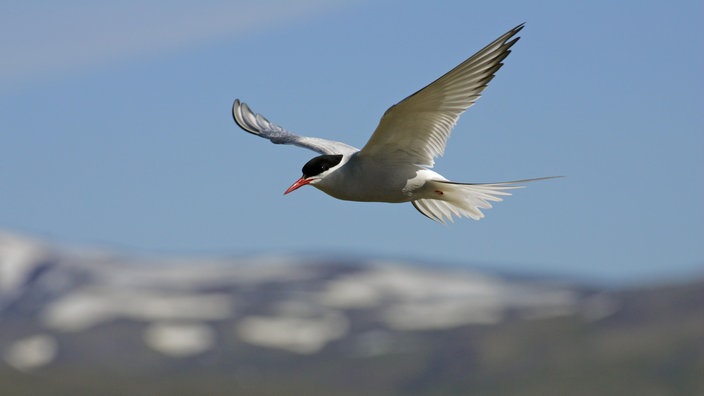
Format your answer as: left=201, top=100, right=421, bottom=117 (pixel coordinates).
left=233, top=23, right=555, bottom=223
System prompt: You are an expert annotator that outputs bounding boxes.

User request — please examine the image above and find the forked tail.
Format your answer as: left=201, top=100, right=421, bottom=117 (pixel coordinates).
left=411, top=177, right=559, bottom=223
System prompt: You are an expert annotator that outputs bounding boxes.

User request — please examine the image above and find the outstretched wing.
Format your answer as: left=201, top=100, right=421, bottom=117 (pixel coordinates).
left=359, top=24, right=524, bottom=167
left=232, top=99, right=358, bottom=155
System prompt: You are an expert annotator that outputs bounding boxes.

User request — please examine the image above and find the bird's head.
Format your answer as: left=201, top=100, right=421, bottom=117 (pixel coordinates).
left=284, top=154, right=344, bottom=194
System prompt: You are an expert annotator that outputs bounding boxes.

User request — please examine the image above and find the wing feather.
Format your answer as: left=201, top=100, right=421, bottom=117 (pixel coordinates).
left=232, top=99, right=358, bottom=155
left=359, top=24, right=524, bottom=166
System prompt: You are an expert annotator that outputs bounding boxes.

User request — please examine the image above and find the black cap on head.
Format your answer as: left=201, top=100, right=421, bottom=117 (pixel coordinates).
left=302, top=154, right=343, bottom=178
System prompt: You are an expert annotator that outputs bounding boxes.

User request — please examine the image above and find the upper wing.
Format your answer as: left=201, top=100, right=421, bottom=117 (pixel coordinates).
left=232, top=99, right=358, bottom=155
left=359, top=24, right=524, bottom=167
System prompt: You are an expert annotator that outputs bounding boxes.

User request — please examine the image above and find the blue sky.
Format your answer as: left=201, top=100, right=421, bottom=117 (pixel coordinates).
left=1, top=1, right=702, bottom=285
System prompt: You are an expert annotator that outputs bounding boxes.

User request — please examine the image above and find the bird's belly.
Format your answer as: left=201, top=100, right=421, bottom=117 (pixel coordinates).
left=314, top=163, right=435, bottom=203
left=317, top=181, right=411, bottom=203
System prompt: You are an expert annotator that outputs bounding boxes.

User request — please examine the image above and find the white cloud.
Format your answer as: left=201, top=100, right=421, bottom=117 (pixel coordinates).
left=0, top=0, right=354, bottom=87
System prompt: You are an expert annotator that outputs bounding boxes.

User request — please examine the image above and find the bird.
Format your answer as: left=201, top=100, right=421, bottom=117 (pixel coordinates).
left=232, top=23, right=556, bottom=223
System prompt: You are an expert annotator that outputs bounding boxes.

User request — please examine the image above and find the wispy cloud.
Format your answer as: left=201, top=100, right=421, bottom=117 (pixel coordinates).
left=0, top=0, right=353, bottom=88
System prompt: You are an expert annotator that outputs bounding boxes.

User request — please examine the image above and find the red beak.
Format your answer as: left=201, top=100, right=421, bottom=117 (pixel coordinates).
left=284, top=177, right=312, bottom=195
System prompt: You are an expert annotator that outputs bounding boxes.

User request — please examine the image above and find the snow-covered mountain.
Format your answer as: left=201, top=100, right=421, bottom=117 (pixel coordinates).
left=0, top=230, right=595, bottom=367
left=1, top=230, right=700, bottom=396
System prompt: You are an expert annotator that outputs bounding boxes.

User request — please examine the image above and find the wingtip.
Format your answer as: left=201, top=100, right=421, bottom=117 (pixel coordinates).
left=506, top=23, right=525, bottom=40
left=509, top=23, right=525, bottom=40
left=232, top=98, right=255, bottom=134
left=232, top=98, right=242, bottom=113
left=232, top=98, right=241, bottom=125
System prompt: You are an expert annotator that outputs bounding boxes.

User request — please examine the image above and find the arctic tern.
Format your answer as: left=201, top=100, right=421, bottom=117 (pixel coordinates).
left=232, top=23, right=555, bottom=223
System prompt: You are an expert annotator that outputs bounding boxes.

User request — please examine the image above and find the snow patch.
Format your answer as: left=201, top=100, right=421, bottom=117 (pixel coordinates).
left=320, top=264, right=506, bottom=329
left=143, top=322, right=215, bottom=357
left=383, top=298, right=502, bottom=330
left=236, top=311, right=348, bottom=354
left=319, top=263, right=579, bottom=331
left=41, top=287, right=232, bottom=331
left=0, top=231, right=47, bottom=297
left=320, top=264, right=504, bottom=308
left=4, top=334, right=58, bottom=371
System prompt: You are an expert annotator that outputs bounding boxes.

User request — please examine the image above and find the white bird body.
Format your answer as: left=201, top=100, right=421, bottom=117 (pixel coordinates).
left=312, top=154, right=439, bottom=203
left=233, top=24, right=556, bottom=223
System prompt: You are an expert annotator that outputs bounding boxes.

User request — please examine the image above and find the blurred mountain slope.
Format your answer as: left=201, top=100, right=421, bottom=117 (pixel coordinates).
left=0, top=230, right=702, bottom=396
